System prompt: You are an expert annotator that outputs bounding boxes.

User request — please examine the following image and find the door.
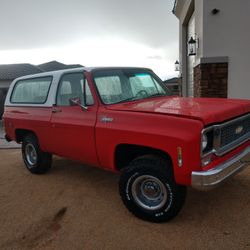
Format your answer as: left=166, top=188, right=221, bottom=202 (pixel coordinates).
left=49, top=72, right=99, bottom=166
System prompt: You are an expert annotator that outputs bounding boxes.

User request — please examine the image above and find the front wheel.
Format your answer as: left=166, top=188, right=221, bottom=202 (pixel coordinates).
left=119, top=156, right=186, bottom=223
left=22, top=134, right=52, bottom=174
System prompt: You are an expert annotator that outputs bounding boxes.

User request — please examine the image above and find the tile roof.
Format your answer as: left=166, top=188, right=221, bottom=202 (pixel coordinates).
left=0, top=61, right=84, bottom=80
left=37, top=61, right=83, bottom=72
left=164, top=77, right=179, bottom=84
left=172, top=0, right=178, bottom=13
left=0, top=63, right=43, bottom=80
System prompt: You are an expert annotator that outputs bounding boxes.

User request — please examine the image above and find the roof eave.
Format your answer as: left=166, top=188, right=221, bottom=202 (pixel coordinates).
left=172, top=0, right=177, bottom=14
left=172, top=0, right=184, bottom=18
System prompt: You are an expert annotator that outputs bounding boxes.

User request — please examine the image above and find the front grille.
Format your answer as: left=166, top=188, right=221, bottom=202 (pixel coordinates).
left=201, top=113, right=250, bottom=157
left=218, top=114, right=250, bottom=154
left=221, top=115, right=250, bottom=147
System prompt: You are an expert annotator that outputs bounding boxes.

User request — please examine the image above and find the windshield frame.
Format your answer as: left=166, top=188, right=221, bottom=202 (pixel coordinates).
left=91, top=68, right=172, bottom=105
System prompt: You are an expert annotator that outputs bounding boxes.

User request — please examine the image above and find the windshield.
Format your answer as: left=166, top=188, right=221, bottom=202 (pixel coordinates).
left=93, top=69, right=171, bottom=104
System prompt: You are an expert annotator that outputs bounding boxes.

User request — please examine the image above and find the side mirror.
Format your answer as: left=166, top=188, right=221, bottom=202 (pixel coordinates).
left=69, top=97, right=88, bottom=110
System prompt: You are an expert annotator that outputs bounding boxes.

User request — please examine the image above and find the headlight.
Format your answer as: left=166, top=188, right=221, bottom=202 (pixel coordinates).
left=201, top=128, right=214, bottom=167
left=201, top=133, right=208, bottom=150
left=201, top=129, right=214, bottom=154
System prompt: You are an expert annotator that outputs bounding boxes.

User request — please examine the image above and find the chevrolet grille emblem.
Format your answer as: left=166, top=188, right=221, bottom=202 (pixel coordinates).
left=235, top=126, right=243, bottom=135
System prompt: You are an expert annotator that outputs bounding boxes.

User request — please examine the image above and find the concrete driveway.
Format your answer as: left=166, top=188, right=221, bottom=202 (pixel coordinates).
left=0, top=149, right=249, bottom=250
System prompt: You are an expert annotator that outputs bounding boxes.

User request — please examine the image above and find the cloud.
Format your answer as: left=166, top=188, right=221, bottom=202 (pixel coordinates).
left=0, top=0, right=178, bottom=50
left=146, top=55, right=163, bottom=60
left=0, top=0, right=178, bottom=79
left=0, top=38, right=179, bottom=79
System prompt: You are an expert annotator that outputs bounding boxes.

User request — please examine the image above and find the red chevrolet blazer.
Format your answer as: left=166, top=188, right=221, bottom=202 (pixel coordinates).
left=3, top=67, right=250, bottom=222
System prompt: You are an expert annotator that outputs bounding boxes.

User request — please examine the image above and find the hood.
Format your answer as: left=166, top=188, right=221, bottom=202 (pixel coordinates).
left=107, top=97, right=250, bottom=125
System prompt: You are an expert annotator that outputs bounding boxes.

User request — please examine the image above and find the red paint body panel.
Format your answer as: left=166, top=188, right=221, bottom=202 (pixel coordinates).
left=95, top=106, right=203, bottom=185
left=107, top=97, right=250, bottom=125
left=48, top=105, right=99, bottom=166
left=3, top=70, right=250, bottom=187
left=4, top=106, right=53, bottom=150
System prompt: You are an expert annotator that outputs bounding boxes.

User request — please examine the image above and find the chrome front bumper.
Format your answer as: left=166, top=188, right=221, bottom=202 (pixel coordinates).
left=192, top=146, right=250, bottom=190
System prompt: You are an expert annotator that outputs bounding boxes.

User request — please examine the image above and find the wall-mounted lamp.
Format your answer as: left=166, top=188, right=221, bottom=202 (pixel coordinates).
left=188, top=36, right=197, bottom=56
left=211, top=8, right=220, bottom=15
left=175, top=60, right=180, bottom=71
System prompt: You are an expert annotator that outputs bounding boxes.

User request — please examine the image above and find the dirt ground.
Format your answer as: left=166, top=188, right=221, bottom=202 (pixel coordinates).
left=0, top=149, right=249, bottom=250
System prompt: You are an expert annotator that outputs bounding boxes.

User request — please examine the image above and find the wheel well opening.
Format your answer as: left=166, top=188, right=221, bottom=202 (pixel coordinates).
left=115, top=144, right=172, bottom=171
left=15, top=129, right=35, bottom=143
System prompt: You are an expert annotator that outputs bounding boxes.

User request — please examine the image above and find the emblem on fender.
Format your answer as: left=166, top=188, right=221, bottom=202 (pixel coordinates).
left=100, top=116, right=114, bottom=123
left=235, top=126, right=243, bottom=135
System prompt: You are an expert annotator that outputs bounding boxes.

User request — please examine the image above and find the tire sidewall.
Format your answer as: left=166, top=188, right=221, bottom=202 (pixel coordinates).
left=22, top=137, right=38, bottom=169
left=123, top=168, right=175, bottom=220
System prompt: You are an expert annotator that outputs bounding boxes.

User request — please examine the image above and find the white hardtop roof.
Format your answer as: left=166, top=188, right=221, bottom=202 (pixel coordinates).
left=14, top=67, right=85, bottom=81
left=14, top=66, right=151, bottom=81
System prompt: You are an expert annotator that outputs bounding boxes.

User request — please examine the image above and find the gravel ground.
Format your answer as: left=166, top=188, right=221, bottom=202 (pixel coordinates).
left=0, top=149, right=249, bottom=250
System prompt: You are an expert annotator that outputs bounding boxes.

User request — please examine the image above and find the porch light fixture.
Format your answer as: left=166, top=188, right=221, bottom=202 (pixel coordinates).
left=211, top=8, right=220, bottom=15
left=188, top=36, right=197, bottom=56
left=175, top=60, right=180, bottom=71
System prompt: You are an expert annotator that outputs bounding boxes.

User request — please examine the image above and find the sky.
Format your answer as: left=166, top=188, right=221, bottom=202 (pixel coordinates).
left=0, top=0, right=178, bottom=80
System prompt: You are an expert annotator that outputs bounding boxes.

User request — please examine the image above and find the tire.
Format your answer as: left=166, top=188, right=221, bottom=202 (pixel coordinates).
left=119, top=155, right=186, bottom=223
left=22, top=133, right=52, bottom=174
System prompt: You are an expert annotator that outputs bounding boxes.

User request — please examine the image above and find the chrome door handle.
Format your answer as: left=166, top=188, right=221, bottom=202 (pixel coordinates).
left=52, top=108, right=62, bottom=113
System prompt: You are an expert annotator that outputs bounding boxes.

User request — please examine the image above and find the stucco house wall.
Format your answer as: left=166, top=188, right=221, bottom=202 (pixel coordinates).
left=0, top=80, right=12, bottom=118
left=0, top=80, right=12, bottom=88
left=173, top=0, right=250, bottom=100
left=202, top=0, right=250, bottom=99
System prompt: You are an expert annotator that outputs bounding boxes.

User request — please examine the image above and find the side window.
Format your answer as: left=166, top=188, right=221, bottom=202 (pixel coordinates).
left=130, top=74, right=165, bottom=96
left=11, top=76, right=52, bottom=104
left=60, top=81, right=72, bottom=95
left=57, top=73, right=94, bottom=106
left=81, top=79, right=94, bottom=105
left=95, top=76, right=122, bottom=104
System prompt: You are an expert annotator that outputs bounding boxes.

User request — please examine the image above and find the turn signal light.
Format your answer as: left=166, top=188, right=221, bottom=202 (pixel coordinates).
left=177, top=147, right=183, bottom=167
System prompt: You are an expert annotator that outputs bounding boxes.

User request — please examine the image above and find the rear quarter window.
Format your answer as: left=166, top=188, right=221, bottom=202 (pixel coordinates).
left=11, top=76, right=52, bottom=104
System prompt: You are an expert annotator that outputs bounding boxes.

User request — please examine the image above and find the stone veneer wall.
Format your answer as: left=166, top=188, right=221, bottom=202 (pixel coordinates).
left=193, top=63, right=228, bottom=98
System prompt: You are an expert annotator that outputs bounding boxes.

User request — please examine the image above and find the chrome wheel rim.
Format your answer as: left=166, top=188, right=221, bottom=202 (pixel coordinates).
left=25, top=143, right=37, bottom=167
left=131, top=175, right=167, bottom=210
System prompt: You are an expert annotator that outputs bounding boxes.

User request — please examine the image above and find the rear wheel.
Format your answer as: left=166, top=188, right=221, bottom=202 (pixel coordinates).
left=119, top=156, right=186, bottom=223
left=22, top=134, right=52, bottom=174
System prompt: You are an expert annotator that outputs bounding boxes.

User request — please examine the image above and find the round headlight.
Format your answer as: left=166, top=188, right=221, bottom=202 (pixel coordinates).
left=202, top=133, right=208, bottom=150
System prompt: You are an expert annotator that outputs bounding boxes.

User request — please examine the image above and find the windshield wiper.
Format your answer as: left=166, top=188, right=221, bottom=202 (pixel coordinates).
left=114, top=97, right=139, bottom=104
left=113, top=93, right=166, bottom=105
left=146, top=93, right=167, bottom=98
